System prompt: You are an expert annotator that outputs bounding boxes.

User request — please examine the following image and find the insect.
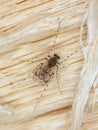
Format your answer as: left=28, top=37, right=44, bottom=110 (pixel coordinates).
left=31, top=18, right=63, bottom=110
left=20, top=18, right=80, bottom=110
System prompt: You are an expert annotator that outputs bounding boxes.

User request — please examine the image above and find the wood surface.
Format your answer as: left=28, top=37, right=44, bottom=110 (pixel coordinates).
left=0, top=0, right=98, bottom=130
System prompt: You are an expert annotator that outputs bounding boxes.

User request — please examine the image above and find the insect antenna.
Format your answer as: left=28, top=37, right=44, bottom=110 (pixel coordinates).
left=49, top=18, right=62, bottom=54
left=53, top=18, right=62, bottom=48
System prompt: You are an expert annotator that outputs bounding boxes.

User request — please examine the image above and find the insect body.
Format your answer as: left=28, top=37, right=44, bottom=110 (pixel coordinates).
left=33, top=54, right=60, bottom=85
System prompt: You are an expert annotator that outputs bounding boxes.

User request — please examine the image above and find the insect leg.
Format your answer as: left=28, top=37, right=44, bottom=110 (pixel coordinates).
left=19, top=57, right=47, bottom=64
left=56, top=65, right=62, bottom=94
left=34, top=83, right=48, bottom=110
left=59, top=49, right=80, bottom=69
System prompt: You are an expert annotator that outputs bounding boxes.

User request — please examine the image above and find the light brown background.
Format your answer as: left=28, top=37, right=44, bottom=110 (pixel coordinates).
left=0, top=0, right=98, bottom=130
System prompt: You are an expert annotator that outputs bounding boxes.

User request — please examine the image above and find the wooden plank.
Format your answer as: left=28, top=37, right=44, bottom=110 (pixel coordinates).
left=1, top=0, right=97, bottom=130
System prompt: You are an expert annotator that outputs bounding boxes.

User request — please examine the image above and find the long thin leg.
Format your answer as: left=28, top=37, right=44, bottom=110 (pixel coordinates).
left=34, top=83, right=48, bottom=110
left=59, top=49, right=80, bottom=69
left=20, top=57, right=47, bottom=64
left=56, top=65, right=62, bottom=94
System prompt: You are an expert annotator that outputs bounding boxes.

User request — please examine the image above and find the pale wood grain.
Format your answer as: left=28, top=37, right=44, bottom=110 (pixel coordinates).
left=0, top=0, right=97, bottom=130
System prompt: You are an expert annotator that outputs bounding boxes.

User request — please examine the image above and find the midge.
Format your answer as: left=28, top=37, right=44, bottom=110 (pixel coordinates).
left=31, top=18, right=63, bottom=109
left=20, top=18, right=78, bottom=110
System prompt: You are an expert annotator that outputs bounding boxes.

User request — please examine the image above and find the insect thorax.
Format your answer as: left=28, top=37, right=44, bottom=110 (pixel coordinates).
left=48, top=54, right=60, bottom=68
